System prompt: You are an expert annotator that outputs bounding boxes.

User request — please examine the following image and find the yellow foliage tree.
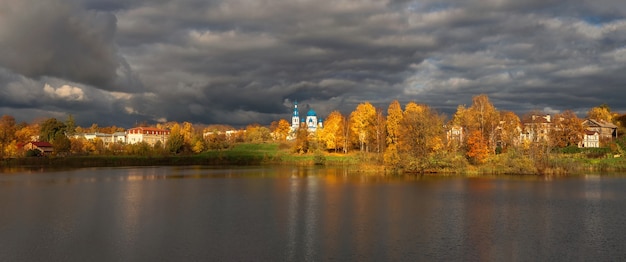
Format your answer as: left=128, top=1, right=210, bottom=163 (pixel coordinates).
left=317, top=111, right=345, bottom=152
left=271, top=119, right=292, bottom=141
left=498, top=111, right=521, bottom=151
left=0, top=115, right=17, bottom=158
left=468, top=94, right=499, bottom=150
left=398, top=102, right=444, bottom=170
left=386, top=100, right=402, bottom=146
left=181, top=122, right=195, bottom=145
left=349, top=102, right=377, bottom=152
left=587, top=104, right=613, bottom=123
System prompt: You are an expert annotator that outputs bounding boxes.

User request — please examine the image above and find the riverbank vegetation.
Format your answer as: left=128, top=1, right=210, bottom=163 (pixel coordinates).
left=1, top=94, right=626, bottom=175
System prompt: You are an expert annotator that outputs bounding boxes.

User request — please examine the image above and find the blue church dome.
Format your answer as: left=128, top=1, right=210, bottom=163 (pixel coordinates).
left=307, top=109, right=317, bottom=116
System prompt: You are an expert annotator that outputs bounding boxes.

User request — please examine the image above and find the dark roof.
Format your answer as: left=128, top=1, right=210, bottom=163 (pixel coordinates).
left=521, top=114, right=551, bottom=124
left=583, top=119, right=618, bottom=129
left=30, top=141, right=53, bottom=147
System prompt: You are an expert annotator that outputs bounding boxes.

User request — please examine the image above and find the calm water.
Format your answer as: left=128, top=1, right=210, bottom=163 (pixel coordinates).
left=1, top=166, right=626, bottom=261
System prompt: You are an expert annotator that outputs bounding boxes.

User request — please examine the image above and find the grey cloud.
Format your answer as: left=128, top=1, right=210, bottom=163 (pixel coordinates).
left=0, top=0, right=141, bottom=93
left=2, top=0, right=626, bottom=127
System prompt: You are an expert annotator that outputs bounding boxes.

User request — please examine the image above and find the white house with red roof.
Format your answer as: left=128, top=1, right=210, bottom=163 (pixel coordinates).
left=126, top=127, right=170, bottom=146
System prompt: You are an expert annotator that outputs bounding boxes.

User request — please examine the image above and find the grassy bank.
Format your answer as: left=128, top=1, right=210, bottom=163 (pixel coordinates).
left=0, top=143, right=360, bottom=169
left=3, top=143, right=626, bottom=175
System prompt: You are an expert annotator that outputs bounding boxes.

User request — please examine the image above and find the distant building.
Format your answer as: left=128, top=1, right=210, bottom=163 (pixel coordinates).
left=290, top=101, right=323, bottom=133
left=582, top=119, right=617, bottom=140
left=74, top=132, right=127, bottom=145
left=520, top=114, right=552, bottom=143
left=22, top=141, right=54, bottom=156
left=126, top=127, right=170, bottom=146
left=580, top=130, right=600, bottom=148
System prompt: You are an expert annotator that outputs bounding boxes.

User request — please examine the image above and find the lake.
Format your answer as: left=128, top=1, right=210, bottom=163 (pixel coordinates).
left=1, top=166, right=626, bottom=261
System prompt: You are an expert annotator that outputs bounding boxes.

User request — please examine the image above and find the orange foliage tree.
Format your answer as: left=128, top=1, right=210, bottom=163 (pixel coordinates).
left=466, top=130, right=489, bottom=164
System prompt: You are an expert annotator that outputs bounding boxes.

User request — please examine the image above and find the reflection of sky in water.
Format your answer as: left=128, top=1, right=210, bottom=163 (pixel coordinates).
left=1, top=168, right=626, bottom=261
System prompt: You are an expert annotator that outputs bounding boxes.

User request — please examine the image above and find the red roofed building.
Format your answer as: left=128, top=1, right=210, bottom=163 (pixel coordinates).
left=23, top=141, right=54, bottom=155
left=126, top=127, right=170, bottom=146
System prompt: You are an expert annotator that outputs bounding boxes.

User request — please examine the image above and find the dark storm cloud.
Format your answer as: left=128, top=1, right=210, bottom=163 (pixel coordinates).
left=1, top=0, right=626, bottom=126
left=0, top=0, right=141, bottom=93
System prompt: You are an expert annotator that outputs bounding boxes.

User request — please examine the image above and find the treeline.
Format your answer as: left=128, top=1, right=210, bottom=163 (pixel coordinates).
left=286, top=95, right=626, bottom=173
left=2, top=94, right=626, bottom=173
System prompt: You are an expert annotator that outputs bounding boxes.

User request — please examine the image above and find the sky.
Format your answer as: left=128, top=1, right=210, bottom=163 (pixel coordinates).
left=1, top=0, right=626, bottom=127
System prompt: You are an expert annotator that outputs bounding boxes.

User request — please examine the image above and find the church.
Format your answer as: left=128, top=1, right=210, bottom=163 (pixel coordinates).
left=291, top=101, right=323, bottom=132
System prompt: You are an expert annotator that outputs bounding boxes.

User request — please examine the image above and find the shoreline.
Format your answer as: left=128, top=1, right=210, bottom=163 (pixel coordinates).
left=2, top=154, right=626, bottom=176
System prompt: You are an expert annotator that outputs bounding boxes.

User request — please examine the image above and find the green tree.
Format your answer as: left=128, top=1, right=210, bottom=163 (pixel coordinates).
left=40, top=118, right=67, bottom=142
left=65, top=114, right=76, bottom=136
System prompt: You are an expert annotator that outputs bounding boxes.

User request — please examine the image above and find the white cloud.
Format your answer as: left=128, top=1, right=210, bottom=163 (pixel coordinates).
left=43, top=83, right=86, bottom=101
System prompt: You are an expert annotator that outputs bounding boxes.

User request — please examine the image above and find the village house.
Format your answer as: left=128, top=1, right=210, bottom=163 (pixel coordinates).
left=582, top=119, right=617, bottom=140
left=22, top=141, right=54, bottom=156
left=520, top=114, right=552, bottom=143
left=446, top=125, right=464, bottom=145
left=126, top=127, right=170, bottom=146
left=580, top=130, right=600, bottom=148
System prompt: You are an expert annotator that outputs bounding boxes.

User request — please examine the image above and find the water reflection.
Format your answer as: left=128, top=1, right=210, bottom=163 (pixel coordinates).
left=2, top=167, right=626, bottom=261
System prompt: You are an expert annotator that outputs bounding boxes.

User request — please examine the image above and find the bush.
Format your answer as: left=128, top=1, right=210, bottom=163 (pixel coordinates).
left=313, top=152, right=326, bottom=165
left=25, top=149, right=42, bottom=157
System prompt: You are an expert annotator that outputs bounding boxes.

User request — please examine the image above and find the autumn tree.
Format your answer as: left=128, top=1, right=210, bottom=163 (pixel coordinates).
left=0, top=115, right=17, bottom=158
left=52, top=132, right=71, bottom=155
left=270, top=119, right=292, bottom=141
left=181, top=122, right=195, bottom=146
left=245, top=124, right=271, bottom=143
left=386, top=100, right=402, bottom=146
left=349, top=102, right=377, bottom=152
left=498, top=111, right=521, bottom=151
left=292, top=127, right=309, bottom=154
left=317, top=111, right=345, bottom=152
left=549, top=110, right=584, bottom=148
left=384, top=100, right=403, bottom=168
left=373, top=109, right=386, bottom=154
left=587, top=104, right=614, bottom=123
left=397, top=102, right=444, bottom=171
left=466, top=130, right=489, bottom=164
left=451, top=104, right=478, bottom=134
left=467, top=95, right=500, bottom=150
left=166, top=123, right=184, bottom=154
left=15, top=122, right=39, bottom=142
